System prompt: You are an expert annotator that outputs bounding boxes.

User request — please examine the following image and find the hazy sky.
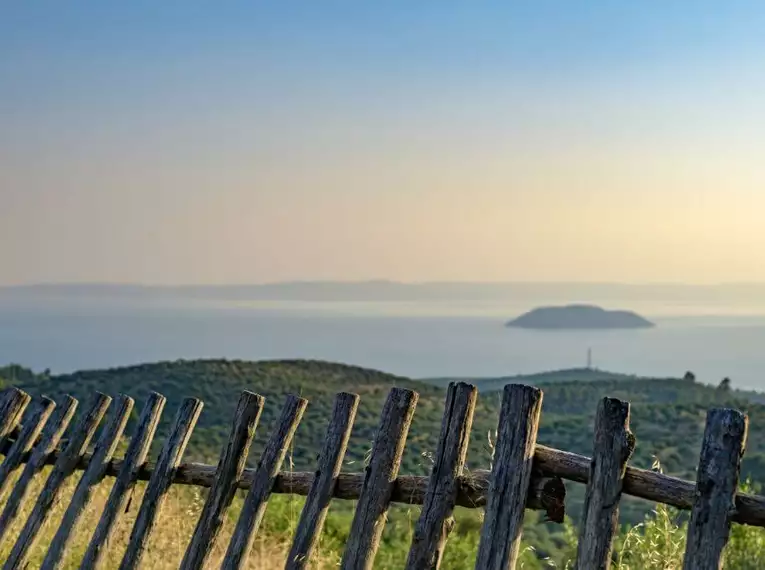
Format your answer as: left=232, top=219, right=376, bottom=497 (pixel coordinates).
left=2, top=1, right=764, bottom=285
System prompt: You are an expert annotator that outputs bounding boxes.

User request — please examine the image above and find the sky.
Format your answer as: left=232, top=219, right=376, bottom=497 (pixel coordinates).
left=2, top=1, right=765, bottom=285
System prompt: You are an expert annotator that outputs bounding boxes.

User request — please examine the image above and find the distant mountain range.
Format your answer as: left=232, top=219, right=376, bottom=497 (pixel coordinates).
left=3, top=281, right=765, bottom=304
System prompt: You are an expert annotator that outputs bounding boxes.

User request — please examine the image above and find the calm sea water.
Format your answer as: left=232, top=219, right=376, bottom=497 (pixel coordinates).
left=2, top=295, right=765, bottom=390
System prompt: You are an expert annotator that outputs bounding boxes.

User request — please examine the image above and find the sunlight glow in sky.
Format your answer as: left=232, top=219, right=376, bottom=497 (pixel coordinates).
left=2, top=1, right=764, bottom=284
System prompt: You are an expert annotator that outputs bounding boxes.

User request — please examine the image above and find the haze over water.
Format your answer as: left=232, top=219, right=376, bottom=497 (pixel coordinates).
left=3, top=285, right=765, bottom=391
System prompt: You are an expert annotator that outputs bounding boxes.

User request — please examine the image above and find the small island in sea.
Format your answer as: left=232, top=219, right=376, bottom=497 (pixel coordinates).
left=506, top=304, right=655, bottom=330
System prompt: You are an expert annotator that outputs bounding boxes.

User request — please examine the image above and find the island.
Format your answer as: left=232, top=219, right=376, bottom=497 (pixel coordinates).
left=505, top=304, right=655, bottom=330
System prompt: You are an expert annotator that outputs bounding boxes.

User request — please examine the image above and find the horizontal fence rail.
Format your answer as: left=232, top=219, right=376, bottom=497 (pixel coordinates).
left=0, top=380, right=758, bottom=569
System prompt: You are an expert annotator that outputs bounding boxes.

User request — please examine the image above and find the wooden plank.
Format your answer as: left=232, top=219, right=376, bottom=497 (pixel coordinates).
left=117, top=397, right=203, bottom=570
left=575, top=398, right=635, bottom=570
left=286, top=392, right=360, bottom=570
left=180, top=391, right=265, bottom=570
left=221, top=394, right=308, bottom=570
left=0, top=387, right=31, bottom=446
left=0, top=395, right=78, bottom=544
left=40, top=394, right=135, bottom=570
left=405, top=382, right=477, bottom=570
left=340, top=387, right=419, bottom=570
left=475, top=384, right=543, bottom=570
left=79, top=392, right=166, bottom=570
left=3, top=392, right=112, bottom=570
left=0, top=396, right=56, bottom=499
left=682, top=408, right=748, bottom=570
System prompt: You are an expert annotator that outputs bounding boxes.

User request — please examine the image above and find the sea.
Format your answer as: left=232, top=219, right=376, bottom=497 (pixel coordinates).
left=2, top=291, right=765, bottom=390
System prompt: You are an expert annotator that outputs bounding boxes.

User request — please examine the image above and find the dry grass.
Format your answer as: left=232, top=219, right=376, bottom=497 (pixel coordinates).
left=0, top=467, right=339, bottom=569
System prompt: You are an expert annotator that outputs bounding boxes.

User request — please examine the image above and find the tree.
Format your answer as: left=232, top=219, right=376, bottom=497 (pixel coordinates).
left=683, top=371, right=696, bottom=382
left=719, top=377, right=732, bottom=391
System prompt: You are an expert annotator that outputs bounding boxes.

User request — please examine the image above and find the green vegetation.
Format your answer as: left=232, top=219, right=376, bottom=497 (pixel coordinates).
left=4, top=359, right=765, bottom=567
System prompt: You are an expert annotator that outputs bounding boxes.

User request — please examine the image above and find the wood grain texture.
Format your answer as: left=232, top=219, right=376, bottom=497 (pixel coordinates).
left=575, top=398, right=635, bottom=570
left=405, top=382, right=476, bottom=570
left=117, top=397, right=203, bottom=570
left=0, top=388, right=31, bottom=446
left=0, top=395, right=78, bottom=544
left=682, top=408, right=748, bottom=570
left=3, top=392, right=111, bottom=570
left=79, top=392, right=166, bottom=570
left=221, top=394, right=308, bottom=570
left=40, top=395, right=135, bottom=570
left=340, top=387, right=419, bottom=570
left=475, top=384, right=543, bottom=570
left=286, top=392, right=359, bottom=570
left=180, top=391, right=265, bottom=570
left=0, top=396, right=56, bottom=499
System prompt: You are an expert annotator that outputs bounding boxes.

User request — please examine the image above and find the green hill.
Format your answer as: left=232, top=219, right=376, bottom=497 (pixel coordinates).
left=5, top=359, right=765, bottom=514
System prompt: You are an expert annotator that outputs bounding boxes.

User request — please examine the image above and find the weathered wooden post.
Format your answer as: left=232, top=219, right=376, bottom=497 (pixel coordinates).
left=575, top=397, right=634, bottom=570
left=405, top=382, right=477, bottom=570
left=475, top=384, right=543, bottom=570
left=682, top=408, right=748, bottom=570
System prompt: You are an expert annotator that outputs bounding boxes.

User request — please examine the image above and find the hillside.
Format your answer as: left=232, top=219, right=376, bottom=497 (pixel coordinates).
left=506, top=304, right=655, bottom=329
left=5, top=359, right=765, bottom=483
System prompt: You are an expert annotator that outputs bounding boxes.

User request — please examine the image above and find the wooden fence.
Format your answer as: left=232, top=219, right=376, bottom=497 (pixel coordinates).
left=0, top=381, right=757, bottom=569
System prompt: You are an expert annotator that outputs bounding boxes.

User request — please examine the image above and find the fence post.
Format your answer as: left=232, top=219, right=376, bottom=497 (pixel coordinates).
left=0, top=388, right=31, bottom=446
left=340, top=387, right=419, bottom=570
left=118, top=397, right=203, bottom=570
left=79, top=392, right=166, bottom=570
left=405, top=382, right=477, bottom=570
left=286, top=392, right=359, bottom=570
left=0, top=396, right=56, bottom=499
left=221, top=394, right=308, bottom=570
left=40, top=395, right=135, bottom=570
left=475, top=384, right=543, bottom=570
left=0, top=395, right=78, bottom=543
left=575, top=398, right=634, bottom=570
left=682, top=408, right=748, bottom=570
left=3, top=392, right=112, bottom=570
left=180, top=391, right=265, bottom=570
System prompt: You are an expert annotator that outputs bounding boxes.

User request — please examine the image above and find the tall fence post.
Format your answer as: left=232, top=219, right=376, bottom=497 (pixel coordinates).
left=405, top=382, right=477, bottom=570
left=221, top=394, right=308, bottom=570
left=0, top=396, right=56, bottom=499
left=118, top=397, right=203, bottom=570
left=180, top=391, right=265, bottom=570
left=340, top=387, right=419, bottom=570
left=682, top=408, right=748, bottom=570
left=79, top=392, right=166, bottom=570
left=41, top=394, right=135, bottom=570
left=575, top=397, right=634, bottom=570
left=475, top=384, right=543, bottom=570
left=286, top=392, right=359, bottom=570
left=0, top=388, right=31, bottom=446
left=3, top=392, right=112, bottom=570
left=0, top=395, right=78, bottom=544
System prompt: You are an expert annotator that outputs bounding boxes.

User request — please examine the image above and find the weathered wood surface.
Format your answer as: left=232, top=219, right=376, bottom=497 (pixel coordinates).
left=0, top=388, right=31, bottom=447
left=79, top=392, right=166, bottom=570
left=4, top=424, right=765, bottom=526
left=221, top=394, right=308, bottom=570
left=340, top=387, right=419, bottom=570
left=0, top=395, right=78, bottom=544
left=180, top=391, right=265, bottom=570
left=0, top=396, right=56, bottom=499
left=40, top=395, right=135, bottom=570
left=118, top=397, right=203, bottom=570
left=475, top=384, right=543, bottom=570
left=575, top=398, right=635, bottom=570
left=405, top=382, right=477, bottom=570
left=286, top=392, right=360, bottom=570
left=683, top=408, right=748, bottom=570
left=3, top=393, right=112, bottom=570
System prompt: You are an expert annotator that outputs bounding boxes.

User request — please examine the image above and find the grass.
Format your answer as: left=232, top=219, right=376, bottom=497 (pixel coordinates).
left=6, top=358, right=765, bottom=566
